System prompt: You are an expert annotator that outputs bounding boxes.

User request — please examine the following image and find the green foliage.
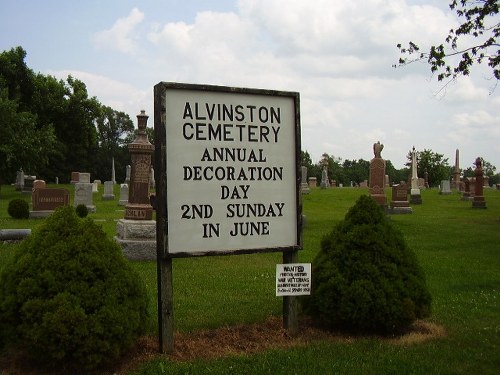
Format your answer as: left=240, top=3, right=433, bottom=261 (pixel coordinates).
left=0, top=206, right=148, bottom=371
left=406, top=148, right=450, bottom=187
left=303, top=195, right=431, bottom=334
left=75, top=203, right=89, bottom=218
left=0, top=46, right=136, bottom=184
left=7, top=198, right=29, bottom=219
left=395, top=0, right=499, bottom=85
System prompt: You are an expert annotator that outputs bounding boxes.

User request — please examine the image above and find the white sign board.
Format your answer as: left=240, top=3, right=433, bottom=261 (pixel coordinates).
left=159, top=83, right=300, bottom=255
left=276, top=263, right=311, bottom=296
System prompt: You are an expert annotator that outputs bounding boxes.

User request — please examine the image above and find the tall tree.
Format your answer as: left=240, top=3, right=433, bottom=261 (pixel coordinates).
left=395, top=0, right=499, bottom=88
left=0, top=88, right=57, bottom=183
left=94, top=106, right=134, bottom=182
left=342, top=159, right=370, bottom=186
left=318, top=153, right=344, bottom=185
left=406, top=149, right=450, bottom=187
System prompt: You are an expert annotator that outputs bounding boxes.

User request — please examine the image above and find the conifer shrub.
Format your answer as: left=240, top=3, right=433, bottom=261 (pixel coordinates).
left=75, top=203, right=89, bottom=217
left=303, top=195, right=431, bottom=334
left=0, top=206, right=148, bottom=372
left=7, top=198, right=29, bottom=219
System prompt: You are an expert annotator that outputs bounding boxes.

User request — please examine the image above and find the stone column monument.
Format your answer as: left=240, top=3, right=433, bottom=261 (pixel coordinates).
left=115, top=110, right=156, bottom=260
left=472, top=157, right=487, bottom=209
left=369, top=141, right=387, bottom=209
left=451, top=148, right=460, bottom=190
left=301, top=166, right=310, bottom=194
left=320, top=156, right=330, bottom=189
left=409, top=146, right=422, bottom=204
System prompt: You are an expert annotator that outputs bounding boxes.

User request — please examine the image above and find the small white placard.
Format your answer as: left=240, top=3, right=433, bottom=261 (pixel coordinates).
left=276, top=263, right=311, bottom=296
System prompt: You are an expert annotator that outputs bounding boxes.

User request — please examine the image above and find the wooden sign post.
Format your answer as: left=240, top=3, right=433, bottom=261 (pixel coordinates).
left=154, top=82, right=302, bottom=353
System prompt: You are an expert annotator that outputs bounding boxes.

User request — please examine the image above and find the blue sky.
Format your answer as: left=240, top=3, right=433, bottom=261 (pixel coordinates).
left=1, top=0, right=499, bottom=171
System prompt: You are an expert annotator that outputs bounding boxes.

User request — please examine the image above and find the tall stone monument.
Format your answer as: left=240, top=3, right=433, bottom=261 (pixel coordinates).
left=472, top=157, right=487, bottom=209
left=301, top=166, right=310, bottom=194
left=451, top=148, right=461, bottom=189
left=320, top=156, right=329, bottom=189
left=369, top=141, right=387, bottom=209
left=111, top=157, right=116, bottom=184
left=115, top=110, right=156, bottom=260
left=409, top=146, right=422, bottom=204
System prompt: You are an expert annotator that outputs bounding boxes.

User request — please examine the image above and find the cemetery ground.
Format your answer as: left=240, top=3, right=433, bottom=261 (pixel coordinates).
left=0, top=184, right=499, bottom=374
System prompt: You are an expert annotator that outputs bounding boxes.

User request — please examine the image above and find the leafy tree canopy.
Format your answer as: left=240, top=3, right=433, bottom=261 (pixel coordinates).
left=0, top=46, right=136, bottom=184
left=395, top=0, right=499, bottom=89
left=406, top=148, right=451, bottom=187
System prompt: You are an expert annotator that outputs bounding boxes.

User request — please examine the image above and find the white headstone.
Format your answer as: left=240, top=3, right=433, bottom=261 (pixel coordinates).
left=74, top=182, right=95, bottom=212
left=118, top=184, right=129, bottom=206
left=439, top=180, right=452, bottom=195
left=102, top=181, right=115, bottom=200
left=78, top=173, right=91, bottom=184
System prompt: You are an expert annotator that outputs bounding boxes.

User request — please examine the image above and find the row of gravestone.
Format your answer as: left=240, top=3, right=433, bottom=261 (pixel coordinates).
left=23, top=178, right=130, bottom=218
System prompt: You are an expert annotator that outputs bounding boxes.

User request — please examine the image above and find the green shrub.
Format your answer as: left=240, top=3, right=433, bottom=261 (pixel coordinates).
left=0, top=206, right=148, bottom=371
left=303, top=195, right=431, bottom=334
left=75, top=203, right=88, bottom=218
left=7, top=198, right=29, bottom=219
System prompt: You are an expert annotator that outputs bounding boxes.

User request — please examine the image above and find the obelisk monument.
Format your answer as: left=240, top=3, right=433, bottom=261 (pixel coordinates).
left=410, top=146, right=422, bottom=204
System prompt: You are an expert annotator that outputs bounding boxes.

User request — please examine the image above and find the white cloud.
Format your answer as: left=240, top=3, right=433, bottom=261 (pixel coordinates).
left=21, top=0, right=496, bottom=169
left=46, top=69, right=150, bottom=119
left=92, top=8, right=145, bottom=54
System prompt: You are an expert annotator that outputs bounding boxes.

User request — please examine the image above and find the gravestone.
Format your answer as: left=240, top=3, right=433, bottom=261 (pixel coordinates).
left=369, top=141, right=387, bottom=209
left=462, top=178, right=472, bottom=201
left=149, top=167, right=155, bottom=189
left=359, top=180, right=368, bottom=188
left=102, top=181, right=115, bottom=200
left=409, top=147, right=422, bottom=204
left=15, top=169, right=24, bottom=191
left=115, top=110, right=156, bottom=260
left=483, top=176, right=489, bottom=188
left=32, top=179, right=46, bottom=191
left=78, top=173, right=91, bottom=184
left=439, top=180, right=452, bottom=195
left=74, top=182, right=95, bottom=212
left=389, top=183, right=412, bottom=214
left=308, top=177, right=317, bottom=188
left=125, top=165, right=131, bottom=184
left=31, top=188, right=69, bottom=218
left=70, top=172, right=80, bottom=184
left=92, top=181, right=99, bottom=193
left=22, top=175, right=36, bottom=194
left=118, top=184, right=129, bottom=205
left=472, top=157, right=486, bottom=209
left=301, top=166, right=310, bottom=194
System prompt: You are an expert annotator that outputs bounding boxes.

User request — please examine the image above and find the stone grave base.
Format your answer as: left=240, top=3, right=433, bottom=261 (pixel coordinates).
left=389, top=202, right=412, bottom=214
left=389, top=206, right=413, bottom=214
left=115, top=219, right=156, bottom=261
left=29, top=210, right=54, bottom=218
left=410, top=193, right=422, bottom=204
left=102, top=194, right=115, bottom=200
left=472, top=198, right=486, bottom=209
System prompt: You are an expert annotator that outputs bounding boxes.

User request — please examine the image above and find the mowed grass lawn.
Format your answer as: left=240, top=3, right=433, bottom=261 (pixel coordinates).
left=0, top=184, right=499, bottom=374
